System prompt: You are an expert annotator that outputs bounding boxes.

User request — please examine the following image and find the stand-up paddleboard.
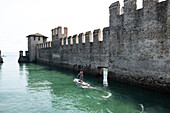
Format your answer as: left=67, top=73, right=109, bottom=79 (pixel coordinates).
left=73, top=78, right=90, bottom=87
left=73, top=78, right=112, bottom=98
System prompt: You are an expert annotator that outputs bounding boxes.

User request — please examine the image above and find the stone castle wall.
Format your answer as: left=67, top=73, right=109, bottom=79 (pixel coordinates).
left=37, top=47, right=52, bottom=63
left=35, top=0, right=170, bottom=92
left=59, top=28, right=110, bottom=74
left=37, top=27, right=110, bottom=75
left=108, top=0, right=170, bottom=90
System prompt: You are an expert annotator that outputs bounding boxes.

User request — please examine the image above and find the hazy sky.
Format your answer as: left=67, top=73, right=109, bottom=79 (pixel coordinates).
left=0, top=0, right=164, bottom=53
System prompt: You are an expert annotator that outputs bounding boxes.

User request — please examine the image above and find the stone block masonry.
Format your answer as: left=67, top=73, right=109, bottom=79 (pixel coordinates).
left=108, top=0, right=170, bottom=92
left=18, top=51, right=29, bottom=63
left=20, top=0, right=170, bottom=92
left=57, top=28, right=110, bottom=75
left=36, top=27, right=110, bottom=75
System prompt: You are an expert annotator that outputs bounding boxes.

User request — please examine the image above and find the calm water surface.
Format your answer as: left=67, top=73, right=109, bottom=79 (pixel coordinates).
left=0, top=53, right=170, bottom=113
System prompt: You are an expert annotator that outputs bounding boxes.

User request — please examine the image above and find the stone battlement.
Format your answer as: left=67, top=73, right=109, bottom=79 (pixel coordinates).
left=18, top=51, right=29, bottom=63
left=60, top=28, right=107, bottom=46
left=110, top=0, right=166, bottom=15
left=110, top=0, right=168, bottom=31
left=37, top=41, right=52, bottom=49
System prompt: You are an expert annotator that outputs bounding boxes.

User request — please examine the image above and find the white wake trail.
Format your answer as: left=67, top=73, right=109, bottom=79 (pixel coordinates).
left=81, top=85, right=112, bottom=98
left=102, top=91, right=112, bottom=98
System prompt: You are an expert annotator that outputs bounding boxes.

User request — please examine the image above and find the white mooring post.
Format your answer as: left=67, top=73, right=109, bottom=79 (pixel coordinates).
left=103, top=68, right=108, bottom=86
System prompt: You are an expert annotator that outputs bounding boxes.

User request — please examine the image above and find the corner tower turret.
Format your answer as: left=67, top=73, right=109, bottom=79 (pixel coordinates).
left=27, top=33, right=48, bottom=62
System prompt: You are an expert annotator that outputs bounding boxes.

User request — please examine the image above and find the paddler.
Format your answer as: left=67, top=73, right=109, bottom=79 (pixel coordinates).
left=77, top=69, right=84, bottom=82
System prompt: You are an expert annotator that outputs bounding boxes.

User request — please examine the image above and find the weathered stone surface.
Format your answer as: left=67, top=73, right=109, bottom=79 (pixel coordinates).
left=18, top=57, right=29, bottom=63
left=108, top=0, right=170, bottom=92
left=27, top=33, right=48, bottom=62
left=18, top=51, right=29, bottom=63
left=20, top=0, right=170, bottom=92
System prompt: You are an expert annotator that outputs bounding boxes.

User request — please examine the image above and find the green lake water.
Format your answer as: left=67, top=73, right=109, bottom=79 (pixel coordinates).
left=0, top=52, right=170, bottom=113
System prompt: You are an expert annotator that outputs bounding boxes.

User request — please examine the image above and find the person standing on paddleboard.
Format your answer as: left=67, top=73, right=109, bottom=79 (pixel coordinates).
left=77, top=69, right=84, bottom=82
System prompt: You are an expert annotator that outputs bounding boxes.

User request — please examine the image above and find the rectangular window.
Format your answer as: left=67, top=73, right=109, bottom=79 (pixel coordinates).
left=34, top=37, right=36, bottom=40
left=38, top=37, right=40, bottom=41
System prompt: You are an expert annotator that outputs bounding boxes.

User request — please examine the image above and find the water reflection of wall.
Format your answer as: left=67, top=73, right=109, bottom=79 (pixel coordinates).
left=24, top=63, right=54, bottom=92
left=18, top=63, right=29, bottom=88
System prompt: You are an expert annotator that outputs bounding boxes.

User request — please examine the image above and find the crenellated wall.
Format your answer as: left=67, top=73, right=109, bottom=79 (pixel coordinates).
left=51, top=26, right=68, bottom=41
left=109, top=0, right=170, bottom=91
left=18, top=51, right=29, bottom=63
left=36, top=41, right=52, bottom=62
left=37, top=41, right=52, bottom=49
left=54, top=28, right=110, bottom=74
left=36, top=26, right=110, bottom=75
left=35, top=0, right=170, bottom=92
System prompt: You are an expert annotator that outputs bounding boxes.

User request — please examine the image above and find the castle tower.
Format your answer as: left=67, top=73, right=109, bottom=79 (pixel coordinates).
left=51, top=26, right=68, bottom=41
left=27, top=33, right=48, bottom=62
